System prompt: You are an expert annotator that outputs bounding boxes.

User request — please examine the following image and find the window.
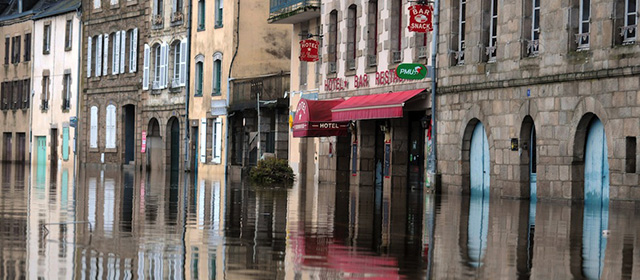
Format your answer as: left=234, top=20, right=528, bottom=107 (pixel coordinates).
left=153, top=44, right=168, bottom=89
left=143, top=44, right=150, bottom=89
left=347, top=5, right=357, bottom=70
left=215, top=0, right=223, bottom=27
left=577, top=0, right=591, bottom=49
left=65, top=20, right=73, bottom=50
left=24, top=34, right=31, bottom=61
left=119, top=30, right=126, bottom=73
left=195, top=61, right=203, bottom=96
left=173, top=42, right=182, bottom=87
left=90, top=106, right=98, bottom=148
left=41, top=75, right=50, bottom=110
left=43, top=24, right=51, bottom=54
left=21, top=79, right=30, bottom=109
left=12, top=80, right=20, bottom=110
left=154, top=0, right=163, bottom=18
left=328, top=10, right=337, bottom=73
left=486, top=0, right=498, bottom=61
left=94, top=0, right=101, bottom=9
left=626, top=136, right=636, bottom=173
left=367, top=0, right=378, bottom=67
left=111, top=0, right=118, bottom=6
left=103, top=33, right=109, bottom=75
left=87, top=36, right=92, bottom=77
left=11, top=36, right=20, bottom=63
left=95, top=35, right=103, bottom=76
left=4, top=37, right=9, bottom=64
left=105, top=104, right=116, bottom=149
left=1, top=82, right=9, bottom=110
left=129, top=28, right=138, bottom=73
left=63, top=74, right=71, bottom=110
left=451, top=0, right=466, bottom=65
left=212, top=55, right=221, bottom=95
left=112, top=32, right=120, bottom=75
left=524, top=0, right=540, bottom=56
left=615, top=0, right=638, bottom=44
left=198, top=0, right=205, bottom=30
left=173, top=0, right=183, bottom=14
left=212, top=117, right=222, bottom=164
left=390, top=0, right=402, bottom=63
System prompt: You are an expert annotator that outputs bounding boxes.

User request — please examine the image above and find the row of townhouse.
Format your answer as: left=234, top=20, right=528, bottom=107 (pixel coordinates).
left=0, top=0, right=292, bottom=180
left=275, top=0, right=640, bottom=202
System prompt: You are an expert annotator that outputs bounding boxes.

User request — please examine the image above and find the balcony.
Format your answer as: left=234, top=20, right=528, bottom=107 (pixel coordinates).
left=230, top=74, right=289, bottom=111
left=268, top=0, right=320, bottom=24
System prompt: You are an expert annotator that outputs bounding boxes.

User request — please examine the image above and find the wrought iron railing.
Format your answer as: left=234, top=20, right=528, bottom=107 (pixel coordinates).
left=270, top=0, right=319, bottom=14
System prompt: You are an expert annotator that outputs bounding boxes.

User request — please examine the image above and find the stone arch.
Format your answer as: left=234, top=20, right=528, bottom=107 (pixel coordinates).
left=148, top=117, right=161, bottom=137
left=459, top=104, right=493, bottom=194
left=518, top=115, right=536, bottom=199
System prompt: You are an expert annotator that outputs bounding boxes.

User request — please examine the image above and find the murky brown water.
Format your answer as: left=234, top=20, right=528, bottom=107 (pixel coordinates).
left=0, top=163, right=639, bottom=279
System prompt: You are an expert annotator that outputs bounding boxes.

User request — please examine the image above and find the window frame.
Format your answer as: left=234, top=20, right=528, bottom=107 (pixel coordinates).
left=487, top=0, right=498, bottom=61
left=195, top=61, right=203, bottom=97
left=577, top=0, right=591, bottom=49
left=623, top=0, right=638, bottom=43
left=43, top=24, right=51, bottom=54
left=65, top=20, right=73, bottom=51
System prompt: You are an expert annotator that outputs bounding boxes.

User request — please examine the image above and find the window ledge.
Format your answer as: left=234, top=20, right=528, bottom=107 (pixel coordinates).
left=197, top=27, right=205, bottom=32
left=65, top=47, right=72, bottom=52
left=170, top=86, right=184, bottom=93
left=126, top=0, right=137, bottom=6
left=214, top=24, right=223, bottom=29
left=104, top=148, right=117, bottom=153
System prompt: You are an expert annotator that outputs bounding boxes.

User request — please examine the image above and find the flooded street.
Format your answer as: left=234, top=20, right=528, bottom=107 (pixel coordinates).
left=1, top=163, right=639, bottom=279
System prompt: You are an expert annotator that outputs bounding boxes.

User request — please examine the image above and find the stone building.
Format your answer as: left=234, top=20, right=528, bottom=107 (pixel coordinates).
left=31, top=0, right=81, bottom=167
left=188, top=0, right=291, bottom=179
left=0, top=0, right=43, bottom=163
left=436, top=0, right=640, bottom=202
left=285, top=0, right=434, bottom=192
left=79, top=0, right=146, bottom=166
left=139, top=0, right=188, bottom=171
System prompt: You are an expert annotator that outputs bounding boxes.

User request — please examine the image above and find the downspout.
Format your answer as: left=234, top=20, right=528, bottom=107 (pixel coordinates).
left=224, top=0, right=240, bottom=185
left=184, top=0, right=193, bottom=171
left=428, top=0, right=439, bottom=182
left=74, top=11, right=82, bottom=167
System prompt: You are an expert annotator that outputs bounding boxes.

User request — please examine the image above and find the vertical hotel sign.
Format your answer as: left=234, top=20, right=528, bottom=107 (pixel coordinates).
left=408, top=5, right=434, bottom=33
left=299, top=39, right=319, bottom=62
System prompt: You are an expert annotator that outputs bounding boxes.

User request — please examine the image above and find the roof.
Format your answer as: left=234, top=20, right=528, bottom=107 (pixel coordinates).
left=0, top=0, right=60, bottom=22
left=33, top=0, right=79, bottom=20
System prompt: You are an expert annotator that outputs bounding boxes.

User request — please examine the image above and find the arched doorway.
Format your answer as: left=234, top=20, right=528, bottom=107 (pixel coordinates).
left=146, top=118, right=162, bottom=170
left=167, top=117, right=180, bottom=171
left=582, top=117, right=609, bottom=279
left=470, top=122, right=490, bottom=194
left=520, top=116, right=537, bottom=200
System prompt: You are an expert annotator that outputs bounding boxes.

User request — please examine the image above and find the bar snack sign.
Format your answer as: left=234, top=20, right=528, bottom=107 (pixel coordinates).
left=299, top=39, right=319, bottom=62
left=408, top=5, right=433, bottom=33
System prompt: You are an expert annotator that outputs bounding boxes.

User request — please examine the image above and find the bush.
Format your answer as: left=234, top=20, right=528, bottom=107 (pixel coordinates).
left=249, top=157, right=294, bottom=187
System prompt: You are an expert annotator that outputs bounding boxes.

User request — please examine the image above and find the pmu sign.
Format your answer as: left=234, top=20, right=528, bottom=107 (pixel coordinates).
left=396, top=63, right=428, bottom=80
left=408, top=5, right=433, bottom=33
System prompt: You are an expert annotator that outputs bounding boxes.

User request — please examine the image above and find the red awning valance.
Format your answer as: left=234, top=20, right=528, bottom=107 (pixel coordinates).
left=293, top=99, right=349, bottom=138
left=331, top=89, right=426, bottom=121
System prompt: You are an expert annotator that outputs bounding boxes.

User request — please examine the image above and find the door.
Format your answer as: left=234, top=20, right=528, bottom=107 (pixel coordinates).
left=582, top=118, right=609, bottom=279
left=124, top=105, right=136, bottom=164
left=470, top=122, right=490, bottom=195
left=51, top=129, right=58, bottom=163
left=36, top=136, right=47, bottom=165
left=529, top=126, right=537, bottom=200
left=3, top=133, right=12, bottom=162
left=62, top=127, right=69, bottom=161
left=16, top=133, right=25, bottom=162
left=408, top=115, right=425, bottom=188
left=191, top=125, right=198, bottom=173
left=170, top=118, right=180, bottom=171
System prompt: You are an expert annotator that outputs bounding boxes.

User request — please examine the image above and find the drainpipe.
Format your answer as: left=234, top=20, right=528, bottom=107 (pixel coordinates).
left=184, top=0, right=193, bottom=171
left=224, top=0, right=240, bottom=185
left=75, top=12, right=82, bottom=166
left=428, top=0, right=439, bottom=185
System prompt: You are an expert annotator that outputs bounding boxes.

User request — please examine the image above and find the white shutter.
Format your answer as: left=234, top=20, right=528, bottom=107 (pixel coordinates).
left=200, top=118, right=207, bottom=163
left=87, top=36, right=92, bottom=78
left=160, top=43, right=167, bottom=88
left=130, top=28, right=138, bottom=73
left=113, top=32, right=120, bottom=75
left=96, top=35, right=102, bottom=76
left=90, top=106, right=98, bottom=148
left=213, top=118, right=222, bottom=163
left=106, top=105, right=116, bottom=148
left=143, top=44, right=150, bottom=90
left=120, top=30, right=126, bottom=73
left=180, top=39, right=187, bottom=86
left=103, top=34, right=109, bottom=75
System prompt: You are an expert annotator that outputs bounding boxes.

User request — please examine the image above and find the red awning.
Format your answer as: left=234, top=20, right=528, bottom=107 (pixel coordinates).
left=293, top=99, right=349, bottom=138
left=331, top=88, right=426, bottom=121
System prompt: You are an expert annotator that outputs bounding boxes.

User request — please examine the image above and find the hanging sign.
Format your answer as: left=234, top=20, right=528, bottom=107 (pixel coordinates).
left=299, top=39, right=319, bottom=62
left=408, top=5, right=434, bottom=33
left=396, top=63, right=428, bottom=80
left=141, top=131, right=147, bottom=153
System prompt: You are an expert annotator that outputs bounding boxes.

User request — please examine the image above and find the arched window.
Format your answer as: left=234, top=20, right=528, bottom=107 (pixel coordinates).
left=90, top=106, right=98, bottom=148
left=195, top=61, right=203, bottom=96
left=212, top=52, right=222, bottom=95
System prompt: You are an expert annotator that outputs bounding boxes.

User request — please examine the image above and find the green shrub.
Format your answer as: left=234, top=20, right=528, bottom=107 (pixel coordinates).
left=249, top=158, right=294, bottom=187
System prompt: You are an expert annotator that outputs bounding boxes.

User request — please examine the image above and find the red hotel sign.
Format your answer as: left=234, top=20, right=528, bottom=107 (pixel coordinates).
left=408, top=5, right=433, bottom=33
left=299, top=39, right=319, bottom=62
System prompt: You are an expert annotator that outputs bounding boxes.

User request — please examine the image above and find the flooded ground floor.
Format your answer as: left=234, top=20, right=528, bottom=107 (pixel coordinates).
left=0, top=162, right=639, bottom=279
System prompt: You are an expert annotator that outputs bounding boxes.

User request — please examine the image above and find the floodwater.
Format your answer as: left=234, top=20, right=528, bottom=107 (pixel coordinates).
left=1, top=163, right=639, bottom=279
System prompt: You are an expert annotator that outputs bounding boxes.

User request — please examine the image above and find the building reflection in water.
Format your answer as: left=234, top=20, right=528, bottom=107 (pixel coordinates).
left=0, top=163, right=640, bottom=278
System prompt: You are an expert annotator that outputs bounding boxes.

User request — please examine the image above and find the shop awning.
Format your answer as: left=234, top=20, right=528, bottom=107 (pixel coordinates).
left=331, top=89, right=426, bottom=121
left=292, top=99, right=349, bottom=138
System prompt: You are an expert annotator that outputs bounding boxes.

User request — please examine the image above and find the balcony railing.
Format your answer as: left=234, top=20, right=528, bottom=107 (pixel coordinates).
left=392, top=51, right=402, bottom=63
left=347, top=59, right=356, bottom=70
left=367, top=54, right=377, bottom=67
left=328, top=62, right=337, bottom=73
left=621, top=25, right=637, bottom=44
left=418, top=46, right=428, bottom=58
left=268, top=0, right=320, bottom=24
left=575, top=33, right=590, bottom=50
left=230, top=74, right=289, bottom=110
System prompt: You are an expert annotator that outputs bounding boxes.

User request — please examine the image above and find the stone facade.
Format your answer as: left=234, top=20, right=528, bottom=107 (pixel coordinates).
left=436, top=0, right=640, bottom=201
left=80, top=0, right=147, bottom=166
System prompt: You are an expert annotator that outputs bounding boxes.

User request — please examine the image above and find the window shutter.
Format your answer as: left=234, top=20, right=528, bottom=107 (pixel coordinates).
left=96, top=36, right=102, bottom=76
left=130, top=28, right=138, bottom=73
left=90, top=106, right=98, bottom=148
left=200, top=118, right=207, bottom=163
left=160, top=43, right=168, bottom=88
left=180, top=39, right=187, bottom=86
left=103, top=34, right=109, bottom=75
left=143, top=44, right=150, bottom=90
left=87, top=36, right=92, bottom=78
left=106, top=105, right=116, bottom=148
left=113, top=32, right=120, bottom=75
left=213, top=118, right=222, bottom=163
left=120, top=31, right=126, bottom=73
